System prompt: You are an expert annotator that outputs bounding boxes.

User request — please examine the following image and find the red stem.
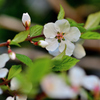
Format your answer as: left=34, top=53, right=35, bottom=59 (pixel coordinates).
left=0, top=80, right=11, bottom=86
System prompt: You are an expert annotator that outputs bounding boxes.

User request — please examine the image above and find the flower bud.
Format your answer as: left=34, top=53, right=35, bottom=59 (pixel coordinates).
left=22, top=13, right=31, bottom=29
left=38, top=40, right=48, bottom=48
left=8, top=50, right=16, bottom=60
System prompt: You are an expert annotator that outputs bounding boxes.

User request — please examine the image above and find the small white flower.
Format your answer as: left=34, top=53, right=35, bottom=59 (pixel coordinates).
left=43, top=19, right=81, bottom=56
left=69, top=66, right=86, bottom=87
left=41, top=73, right=76, bottom=99
left=6, top=96, right=15, bottom=100
left=6, top=78, right=27, bottom=100
left=73, top=39, right=86, bottom=59
left=38, top=40, right=48, bottom=48
left=82, top=75, right=100, bottom=91
left=8, top=52, right=16, bottom=60
left=22, top=13, right=31, bottom=27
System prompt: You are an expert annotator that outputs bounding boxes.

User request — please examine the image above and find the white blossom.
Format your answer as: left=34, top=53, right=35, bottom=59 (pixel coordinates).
left=41, top=73, right=76, bottom=99
left=43, top=19, right=81, bottom=56
left=6, top=78, right=27, bottom=100
left=38, top=40, right=48, bottom=48
left=73, top=39, right=86, bottom=59
left=69, top=66, right=86, bottom=87
left=82, top=75, right=100, bottom=91
left=6, top=96, right=15, bottom=100
left=22, top=13, right=31, bottom=27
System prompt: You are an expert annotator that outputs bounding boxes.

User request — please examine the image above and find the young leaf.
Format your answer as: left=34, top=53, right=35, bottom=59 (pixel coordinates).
left=52, top=56, right=79, bottom=71
left=87, top=25, right=100, bottom=31
left=52, top=45, right=66, bottom=65
left=30, top=25, right=43, bottom=37
left=27, top=57, right=51, bottom=83
left=67, top=18, right=86, bottom=33
left=81, top=32, right=100, bottom=39
left=16, top=53, right=33, bottom=67
left=10, top=41, right=21, bottom=47
left=84, top=11, right=100, bottom=29
left=7, top=65, right=22, bottom=80
left=12, top=30, right=29, bottom=43
left=57, top=5, right=65, bottom=20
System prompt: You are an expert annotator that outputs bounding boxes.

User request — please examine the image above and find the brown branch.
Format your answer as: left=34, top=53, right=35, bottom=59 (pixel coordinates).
left=0, top=34, right=45, bottom=47
left=25, top=34, right=44, bottom=41
left=0, top=80, right=11, bottom=86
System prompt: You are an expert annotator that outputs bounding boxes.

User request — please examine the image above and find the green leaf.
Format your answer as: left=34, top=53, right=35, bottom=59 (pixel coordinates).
left=84, top=11, right=100, bottom=29
left=7, top=65, right=22, bottom=80
left=16, top=53, right=33, bottom=67
left=81, top=32, right=100, bottom=39
left=12, top=30, right=29, bottom=43
left=52, top=45, right=66, bottom=66
left=30, top=25, right=43, bottom=37
left=57, top=5, right=65, bottom=20
left=67, top=18, right=86, bottom=33
left=27, top=57, right=51, bottom=83
left=87, top=25, right=100, bottom=31
left=31, top=37, right=44, bottom=41
left=10, top=41, right=21, bottom=47
left=52, top=56, right=79, bottom=71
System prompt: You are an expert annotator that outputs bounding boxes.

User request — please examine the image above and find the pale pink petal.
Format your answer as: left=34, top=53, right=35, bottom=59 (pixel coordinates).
left=55, top=19, right=70, bottom=33
left=82, top=75, right=99, bottom=91
left=65, top=27, right=81, bottom=42
left=73, top=44, right=86, bottom=59
left=0, top=68, right=8, bottom=78
left=43, top=23, right=58, bottom=38
left=45, top=38, right=58, bottom=51
left=69, top=66, right=86, bottom=87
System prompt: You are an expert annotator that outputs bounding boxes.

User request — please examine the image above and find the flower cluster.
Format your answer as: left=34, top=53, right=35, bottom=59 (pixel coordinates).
left=41, top=66, right=100, bottom=99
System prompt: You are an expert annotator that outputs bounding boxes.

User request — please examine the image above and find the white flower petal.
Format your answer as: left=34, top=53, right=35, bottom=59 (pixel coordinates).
left=43, top=23, right=58, bottom=38
left=22, top=13, right=31, bottom=26
left=82, top=75, right=99, bottom=91
left=49, top=47, right=60, bottom=56
left=59, top=41, right=66, bottom=52
left=38, top=40, right=48, bottom=48
left=65, top=27, right=81, bottom=42
left=69, top=66, right=86, bottom=87
left=73, top=44, right=86, bottom=59
left=65, top=40, right=75, bottom=56
left=0, top=88, right=3, bottom=94
left=10, top=77, right=20, bottom=90
left=6, top=96, right=15, bottom=100
left=16, top=95, right=27, bottom=100
left=0, top=53, right=9, bottom=68
left=0, top=68, right=8, bottom=78
left=45, top=38, right=58, bottom=51
left=55, top=19, right=70, bottom=33
left=41, top=73, right=76, bottom=99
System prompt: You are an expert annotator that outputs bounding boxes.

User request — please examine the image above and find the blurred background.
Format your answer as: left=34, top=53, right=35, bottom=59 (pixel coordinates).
left=0, top=0, right=100, bottom=99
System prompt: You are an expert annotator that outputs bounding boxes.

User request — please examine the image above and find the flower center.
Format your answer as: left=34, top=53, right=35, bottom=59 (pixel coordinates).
left=55, top=32, right=65, bottom=43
